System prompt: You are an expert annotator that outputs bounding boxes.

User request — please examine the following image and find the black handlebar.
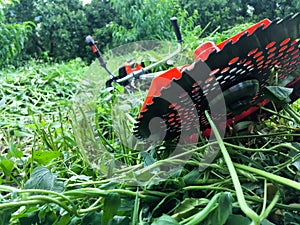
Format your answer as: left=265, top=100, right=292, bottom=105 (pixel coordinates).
left=85, top=17, right=183, bottom=87
left=86, top=35, right=114, bottom=77
left=86, top=35, right=105, bottom=65
left=170, top=17, right=183, bottom=43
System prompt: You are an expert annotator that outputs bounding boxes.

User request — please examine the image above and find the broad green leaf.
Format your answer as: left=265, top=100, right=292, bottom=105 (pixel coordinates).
left=0, top=159, right=14, bottom=176
left=215, top=192, right=233, bottom=224
left=261, top=219, right=276, bottom=225
left=69, top=217, right=82, bottom=225
left=54, top=213, right=71, bottom=225
left=225, top=214, right=251, bottom=225
left=81, top=212, right=102, bottom=225
left=98, top=181, right=118, bottom=190
left=292, top=142, right=300, bottom=149
left=203, top=192, right=233, bottom=225
left=7, top=141, right=23, bottom=159
left=117, top=199, right=135, bottom=212
left=102, top=192, right=121, bottom=225
left=19, top=211, right=40, bottom=225
left=289, top=145, right=300, bottom=171
left=69, top=175, right=92, bottom=182
left=263, top=86, right=293, bottom=104
left=114, top=84, right=125, bottom=93
left=37, top=205, right=58, bottom=225
left=8, top=205, right=39, bottom=221
left=11, top=130, right=31, bottom=137
left=151, top=214, right=180, bottom=225
left=33, top=151, right=62, bottom=164
left=140, top=151, right=155, bottom=167
left=0, top=209, right=13, bottom=225
left=183, top=169, right=200, bottom=185
left=52, top=181, right=64, bottom=193
left=24, top=166, right=64, bottom=192
left=81, top=213, right=130, bottom=225
left=173, top=198, right=209, bottom=220
left=284, top=212, right=300, bottom=225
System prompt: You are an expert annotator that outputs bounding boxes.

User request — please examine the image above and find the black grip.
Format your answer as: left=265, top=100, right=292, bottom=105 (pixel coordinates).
left=86, top=35, right=106, bottom=65
left=170, top=17, right=183, bottom=43
left=86, top=35, right=94, bottom=45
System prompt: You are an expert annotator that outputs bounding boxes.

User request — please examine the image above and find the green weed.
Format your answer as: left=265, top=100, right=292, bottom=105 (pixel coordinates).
left=0, top=44, right=299, bottom=225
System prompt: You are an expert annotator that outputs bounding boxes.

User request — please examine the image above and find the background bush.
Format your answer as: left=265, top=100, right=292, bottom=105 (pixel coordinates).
left=2, top=0, right=300, bottom=66
left=0, top=0, right=33, bottom=68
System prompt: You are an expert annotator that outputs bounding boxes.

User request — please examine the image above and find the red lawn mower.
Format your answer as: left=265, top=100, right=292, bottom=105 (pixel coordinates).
left=86, top=14, right=300, bottom=142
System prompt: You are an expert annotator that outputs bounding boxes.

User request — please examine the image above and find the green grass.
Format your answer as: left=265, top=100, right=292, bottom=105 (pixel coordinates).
left=0, top=51, right=300, bottom=225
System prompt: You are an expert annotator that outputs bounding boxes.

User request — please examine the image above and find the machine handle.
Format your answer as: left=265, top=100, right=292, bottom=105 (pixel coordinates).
left=170, top=17, right=183, bottom=43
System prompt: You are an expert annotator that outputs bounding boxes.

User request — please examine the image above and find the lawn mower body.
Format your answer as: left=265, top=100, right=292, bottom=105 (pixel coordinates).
left=134, top=13, right=300, bottom=140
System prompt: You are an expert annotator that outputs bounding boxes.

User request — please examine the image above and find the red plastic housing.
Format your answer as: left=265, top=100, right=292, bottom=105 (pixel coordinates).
left=194, top=18, right=271, bottom=61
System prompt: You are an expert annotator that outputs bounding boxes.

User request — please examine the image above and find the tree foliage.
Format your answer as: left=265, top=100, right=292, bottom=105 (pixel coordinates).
left=245, top=0, right=300, bottom=20
left=0, top=0, right=33, bottom=68
left=2, top=0, right=300, bottom=65
left=33, top=0, right=89, bottom=61
left=84, top=0, right=116, bottom=51
left=181, top=0, right=300, bottom=33
left=109, top=0, right=183, bottom=44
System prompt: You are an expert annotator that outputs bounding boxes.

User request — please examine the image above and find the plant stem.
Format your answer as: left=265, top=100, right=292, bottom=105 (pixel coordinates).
left=205, top=111, right=260, bottom=225
left=0, top=185, right=80, bottom=216
left=183, top=185, right=233, bottom=193
left=132, top=188, right=140, bottom=225
left=260, top=106, right=294, bottom=121
left=78, top=197, right=103, bottom=215
left=283, top=104, right=300, bottom=124
left=234, top=163, right=300, bottom=191
left=244, top=195, right=300, bottom=211
left=223, top=132, right=300, bottom=140
left=0, top=200, right=41, bottom=209
left=260, top=191, right=280, bottom=219
left=66, top=176, right=126, bottom=187
left=250, top=191, right=280, bottom=225
left=28, top=195, right=75, bottom=215
left=64, top=187, right=148, bottom=199
left=260, top=180, right=268, bottom=217
left=181, top=193, right=221, bottom=225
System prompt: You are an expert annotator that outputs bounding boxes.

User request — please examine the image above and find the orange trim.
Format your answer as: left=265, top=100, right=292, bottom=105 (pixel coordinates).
left=194, top=18, right=272, bottom=61
left=217, top=18, right=271, bottom=50
left=139, top=67, right=182, bottom=114
left=125, top=63, right=143, bottom=74
left=194, top=41, right=220, bottom=61
left=91, top=45, right=97, bottom=53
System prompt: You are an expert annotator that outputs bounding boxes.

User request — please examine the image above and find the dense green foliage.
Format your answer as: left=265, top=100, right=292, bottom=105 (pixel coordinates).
left=0, top=1, right=299, bottom=224
left=84, top=0, right=116, bottom=51
left=181, top=0, right=300, bottom=32
left=34, top=0, right=88, bottom=60
left=4, top=0, right=89, bottom=62
left=109, top=0, right=186, bottom=43
left=2, top=0, right=299, bottom=65
left=0, top=0, right=33, bottom=68
left=0, top=59, right=299, bottom=225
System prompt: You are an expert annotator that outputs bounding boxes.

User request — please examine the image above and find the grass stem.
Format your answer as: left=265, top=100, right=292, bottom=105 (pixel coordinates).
left=205, top=111, right=260, bottom=224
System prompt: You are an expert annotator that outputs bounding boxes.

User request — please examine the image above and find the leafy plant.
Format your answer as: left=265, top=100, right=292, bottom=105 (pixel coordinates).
left=0, top=0, right=34, bottom=68
left=32, top=0, right=89, bottom=61
left=263, top=86, right=300, bottom=124
left=109, top=0, right=199, bottom=45
left=0, top=19, right=299, bottom=225
left=24, top=166, right=64, bottom=192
